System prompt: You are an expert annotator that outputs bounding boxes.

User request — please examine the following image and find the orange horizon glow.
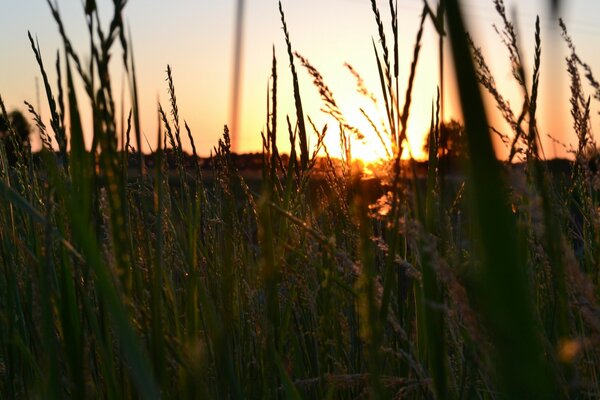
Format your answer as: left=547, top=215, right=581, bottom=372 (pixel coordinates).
left=1, top=1, right=599, bottom=164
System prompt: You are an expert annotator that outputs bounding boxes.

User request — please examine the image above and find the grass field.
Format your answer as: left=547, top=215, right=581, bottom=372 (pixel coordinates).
left=2, top=0, right=600, bottom=398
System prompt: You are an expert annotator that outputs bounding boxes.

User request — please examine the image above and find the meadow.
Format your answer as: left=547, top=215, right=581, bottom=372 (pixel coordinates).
left=1, top=0, right=600, bottom=398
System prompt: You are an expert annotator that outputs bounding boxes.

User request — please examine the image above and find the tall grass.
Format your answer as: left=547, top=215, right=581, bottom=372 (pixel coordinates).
left=0, top=0, right=599, bottom=398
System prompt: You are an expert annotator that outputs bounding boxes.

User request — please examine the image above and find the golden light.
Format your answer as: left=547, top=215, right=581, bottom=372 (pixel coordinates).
left=318, top=105, right=430, bottom=165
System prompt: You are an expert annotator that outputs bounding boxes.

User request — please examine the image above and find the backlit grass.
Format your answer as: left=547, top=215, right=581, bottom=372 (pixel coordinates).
left=1, top=0, right=599, bottom=398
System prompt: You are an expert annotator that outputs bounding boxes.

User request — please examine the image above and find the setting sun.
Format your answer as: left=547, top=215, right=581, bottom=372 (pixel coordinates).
left=318, top=108, right=430, bottom=164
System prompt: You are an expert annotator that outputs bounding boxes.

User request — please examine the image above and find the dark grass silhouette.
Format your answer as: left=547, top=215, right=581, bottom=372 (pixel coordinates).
left=1, top=0, right=600, bottom=398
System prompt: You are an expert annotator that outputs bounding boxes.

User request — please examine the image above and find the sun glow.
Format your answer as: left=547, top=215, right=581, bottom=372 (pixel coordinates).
left=318, top=106, right=429, bottom=165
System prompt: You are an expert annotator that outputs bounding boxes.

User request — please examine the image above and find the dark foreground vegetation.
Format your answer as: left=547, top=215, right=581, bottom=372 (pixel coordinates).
left=2, top=0, right=600, bottom=398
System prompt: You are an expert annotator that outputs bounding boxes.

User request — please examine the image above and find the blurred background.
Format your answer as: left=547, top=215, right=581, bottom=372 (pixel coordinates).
left=0, top=0, right=598, bottom=160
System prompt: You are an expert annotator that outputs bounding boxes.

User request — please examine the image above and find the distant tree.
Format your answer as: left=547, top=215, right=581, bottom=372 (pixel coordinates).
left=424, top=119, right=467, bottom=161
left=0, top=110, right=31, bottom=166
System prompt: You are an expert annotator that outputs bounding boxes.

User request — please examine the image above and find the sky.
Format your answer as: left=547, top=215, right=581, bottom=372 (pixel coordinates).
left=1, top=0, right=599, bottom=161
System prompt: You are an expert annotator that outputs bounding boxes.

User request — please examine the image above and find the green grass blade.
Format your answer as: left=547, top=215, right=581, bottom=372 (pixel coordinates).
left=445, top=0, right=558, bottom=396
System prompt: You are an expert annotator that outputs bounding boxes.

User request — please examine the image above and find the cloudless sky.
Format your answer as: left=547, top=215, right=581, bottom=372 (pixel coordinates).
left=1, top=0, right=599, bottom=160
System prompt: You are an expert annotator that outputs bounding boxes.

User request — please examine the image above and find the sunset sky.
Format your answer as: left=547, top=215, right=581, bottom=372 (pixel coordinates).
left=1, top=0, right=599, bottom=161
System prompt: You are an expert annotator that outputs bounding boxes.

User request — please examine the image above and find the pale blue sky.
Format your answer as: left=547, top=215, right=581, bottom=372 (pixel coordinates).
left=1, top=0, right=599, bottom=159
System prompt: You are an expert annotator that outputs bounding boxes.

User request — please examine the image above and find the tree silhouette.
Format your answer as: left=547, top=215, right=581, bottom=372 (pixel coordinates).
left=0, top=110, right=31, bottom=166
left=424, top=119, right=467, bottom=161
